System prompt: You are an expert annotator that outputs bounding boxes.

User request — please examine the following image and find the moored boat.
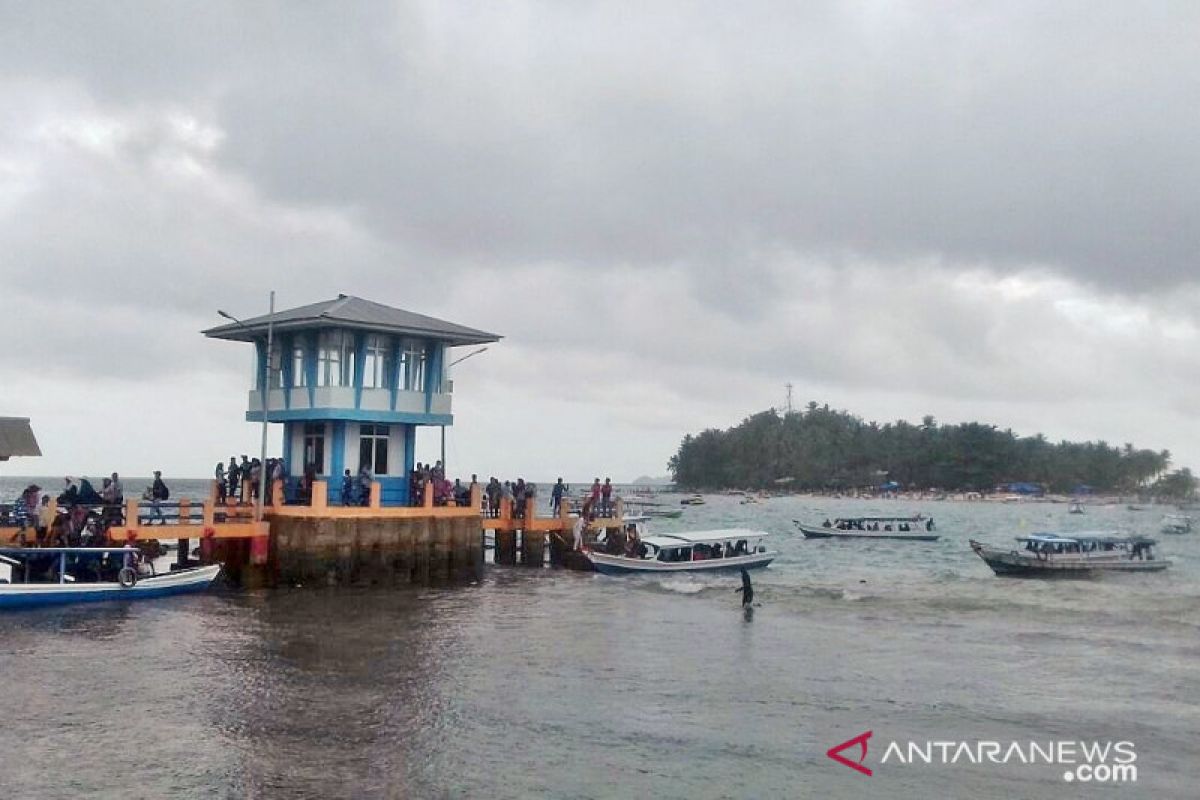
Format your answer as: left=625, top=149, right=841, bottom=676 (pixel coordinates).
left=794, top=516, right=938, bottom=541
left=680, top=495, right=705, bottom=506
left=1068, top=500, right=1085, bottom=514
left=969, top=533, right=1170, bottom=577
left=1160, top=514, right=1192, bottom=534
left=585, top=528, right=775, bottom=574
left=0, top=546, right=221, bottom=609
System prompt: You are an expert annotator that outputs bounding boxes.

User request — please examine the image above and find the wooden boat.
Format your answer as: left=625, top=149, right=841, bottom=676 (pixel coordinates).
left=793, top=516, right=939, bottom=541
left=585, top=528, right=775, bottom=574
left=0, top=547, right=220, bottom=609
left=1160, top=514, right=1192, bottom=534
left=970, top=533, right=1170, bottom=577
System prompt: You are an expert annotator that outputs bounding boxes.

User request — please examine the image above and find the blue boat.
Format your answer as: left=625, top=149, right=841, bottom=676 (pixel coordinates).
left=0, top=547, right=220, bottom=609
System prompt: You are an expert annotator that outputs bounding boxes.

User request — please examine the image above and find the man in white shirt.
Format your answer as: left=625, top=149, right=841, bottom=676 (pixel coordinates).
left=572, top=514, right=586, bottom=551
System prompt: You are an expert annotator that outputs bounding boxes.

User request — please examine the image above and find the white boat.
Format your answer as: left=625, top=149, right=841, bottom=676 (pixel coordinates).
left=794, top=516, right=938, bottom=541
left=1160, top=514, right=1192, bottom=534
left=680, top=495, right=705, bottom=506
left=585, top=528, right=775, bottom=574
left=0, top=547, right=221, bottom=609
left=970, top=533, right=1170, bottom=577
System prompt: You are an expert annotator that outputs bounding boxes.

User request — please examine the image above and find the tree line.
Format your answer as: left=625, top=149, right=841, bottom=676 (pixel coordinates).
left=668, top=402, right=1197, bottom=499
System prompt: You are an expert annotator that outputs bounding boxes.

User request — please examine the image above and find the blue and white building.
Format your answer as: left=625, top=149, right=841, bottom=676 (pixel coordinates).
left=204, top=294, right=499, bottom=505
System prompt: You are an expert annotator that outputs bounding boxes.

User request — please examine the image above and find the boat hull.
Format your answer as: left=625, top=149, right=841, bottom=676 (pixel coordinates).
left=969, top=541, right=1170, bottom=577
left=586, top=551, right=775, bottom=575
left=795, top=523, right=939, bottom=542
left=0, top=564, right=221, bottom=610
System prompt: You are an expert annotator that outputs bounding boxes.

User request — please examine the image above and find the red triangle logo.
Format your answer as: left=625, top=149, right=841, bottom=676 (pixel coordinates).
left=826, top=730, right=873, bottom=776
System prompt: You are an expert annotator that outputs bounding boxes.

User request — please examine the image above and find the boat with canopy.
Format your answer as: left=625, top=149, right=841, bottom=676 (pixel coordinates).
left=969, top=532, right=1170, bottom=576
left=584, top=528, right=775, bottom=574
left=794, top=515, right=938, bottom=541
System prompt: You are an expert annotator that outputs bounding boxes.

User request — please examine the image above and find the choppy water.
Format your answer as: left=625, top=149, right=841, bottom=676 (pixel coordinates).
left=1, top=491, right=1197, bottom=798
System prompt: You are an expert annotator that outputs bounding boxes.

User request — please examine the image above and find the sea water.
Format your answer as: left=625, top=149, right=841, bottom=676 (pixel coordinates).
left=0, top=489, right=1196, bottom=798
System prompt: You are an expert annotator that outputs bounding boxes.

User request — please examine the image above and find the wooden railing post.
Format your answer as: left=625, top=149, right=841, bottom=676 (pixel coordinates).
left=370, top=481, right=382, bottom=509
left=208, top=479, right=219, bottom=505
left=311, top=480, right=328, bottom=509
left=470, top=483, right=482, bottom=512
left=424, top=481, right=434, bottom=509
left=125, top=498, right=140, bottom=527
left=202, top=498, right=215, bottom=526
left=178, top=497, right=191, bottom=527
left=615, top=497, right=624, bottom=521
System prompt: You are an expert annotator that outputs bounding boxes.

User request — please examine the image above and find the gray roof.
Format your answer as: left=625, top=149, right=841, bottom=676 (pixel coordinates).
left=202, top=294, right=501, bottom=346
left=0, top=417, right=41, bottom=460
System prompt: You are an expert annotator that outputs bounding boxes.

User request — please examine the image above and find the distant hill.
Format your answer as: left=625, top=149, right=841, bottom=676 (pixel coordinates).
left=631, top=475, right=673, bottom=485
left=668, top=403, right=1195, bottom=497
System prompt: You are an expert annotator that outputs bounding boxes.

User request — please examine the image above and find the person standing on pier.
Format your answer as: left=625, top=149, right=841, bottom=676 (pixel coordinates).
left=149, top=471, right=169, bottom=524
left=226, top=456, right=239, bottom=501
left=601, top=478, right=613, bottom=516
left=572, top=512, right=587, bottom=551
left=590, top=478, right=601, bottom=514
left=551, top=478, right=567, bottom=515
left=214, top=462, right=226, bottom=503
left=341, top=469, right=354, bottom=506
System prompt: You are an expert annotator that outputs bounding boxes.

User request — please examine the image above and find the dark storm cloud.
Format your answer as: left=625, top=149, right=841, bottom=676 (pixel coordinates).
left=4, top=2, right=1199, bottom=293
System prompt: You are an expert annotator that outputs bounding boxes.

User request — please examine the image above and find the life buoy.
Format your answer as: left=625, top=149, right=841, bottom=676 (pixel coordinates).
left=118, top=567, right=138, bottom=588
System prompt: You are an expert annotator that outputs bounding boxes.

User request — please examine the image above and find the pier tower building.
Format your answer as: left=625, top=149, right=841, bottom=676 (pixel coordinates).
left=203, top=294, right=499, bottom=505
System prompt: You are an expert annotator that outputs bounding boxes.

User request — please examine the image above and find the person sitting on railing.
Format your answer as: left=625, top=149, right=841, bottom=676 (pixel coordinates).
left=58, top=477, right=79, bottom=507
left=77, top=477, right=102, bottom=506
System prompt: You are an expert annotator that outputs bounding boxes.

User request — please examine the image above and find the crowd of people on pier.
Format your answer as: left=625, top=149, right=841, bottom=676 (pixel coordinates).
left=214, top=455, right=285, bottom=506
left=2, top=471, right=174, bottom=548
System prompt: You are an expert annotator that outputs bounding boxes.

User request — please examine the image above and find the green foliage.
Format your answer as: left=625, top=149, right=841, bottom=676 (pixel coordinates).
left=1150, top=468, right=1198, bottom=502
left=669, top=403, right=1174, bottom=493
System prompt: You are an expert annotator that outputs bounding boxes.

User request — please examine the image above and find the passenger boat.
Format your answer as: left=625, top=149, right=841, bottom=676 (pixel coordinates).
left=793, top=516, right=938, bottom=541
left=0, top=547, right=221, bottom=609
left=679, top=495, right=705, bottom=506
left=969, top=533, right=1170, bottom=576
left=1160, top=514, right=1193, bottom=534
left=585, top=528, right=775, bottom=574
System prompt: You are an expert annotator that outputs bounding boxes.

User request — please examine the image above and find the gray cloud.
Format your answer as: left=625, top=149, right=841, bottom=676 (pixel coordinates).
left=3, top=3, right=1200, bottom=478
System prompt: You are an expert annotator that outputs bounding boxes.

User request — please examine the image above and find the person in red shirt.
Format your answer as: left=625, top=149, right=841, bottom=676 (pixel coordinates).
left=600, top=478, right=613, bottom=516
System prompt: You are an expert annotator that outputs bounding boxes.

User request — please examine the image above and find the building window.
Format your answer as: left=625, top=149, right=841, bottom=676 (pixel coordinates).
left=303, top=423, right=325, bottom=473
left=398, top=340, right=426, bottom=392
left=363, top=335, right=392, bottom=389
left=317, top=330, right=355, bottom=387
left=267, top=341, right=283, bottom=389
left=292, top=344, right=307, bottom=388
left=359, top=424, right=389, bottom=475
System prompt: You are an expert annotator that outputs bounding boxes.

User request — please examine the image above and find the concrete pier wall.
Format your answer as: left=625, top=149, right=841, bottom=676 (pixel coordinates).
left=267, top=515, right=484, bottom=587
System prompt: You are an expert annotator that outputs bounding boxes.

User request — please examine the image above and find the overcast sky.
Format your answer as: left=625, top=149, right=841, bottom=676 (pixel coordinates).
left=3, top=2, right=1199, bottom=483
